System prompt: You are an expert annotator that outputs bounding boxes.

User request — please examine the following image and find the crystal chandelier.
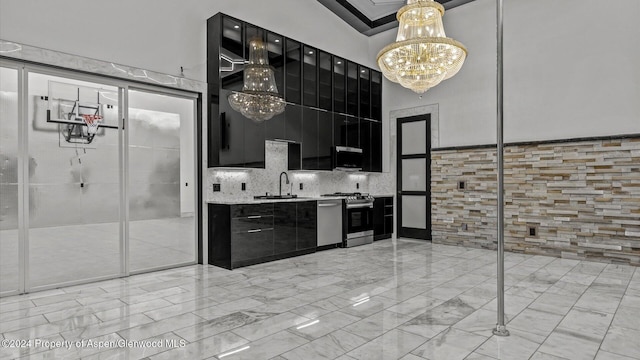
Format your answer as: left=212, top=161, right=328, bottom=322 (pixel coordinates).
left=377, top=0, right=467, bottom=93
left=228, top=39, right=285, bottom=121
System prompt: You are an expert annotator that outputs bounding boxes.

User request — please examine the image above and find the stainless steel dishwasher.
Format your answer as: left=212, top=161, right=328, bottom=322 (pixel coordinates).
left=317, top=199, right=343, bottom=246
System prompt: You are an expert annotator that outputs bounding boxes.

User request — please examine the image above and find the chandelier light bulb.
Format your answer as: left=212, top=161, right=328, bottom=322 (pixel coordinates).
left=377, top=0, right=467, bottom=94
left=228, top=39, right=285, bottom=122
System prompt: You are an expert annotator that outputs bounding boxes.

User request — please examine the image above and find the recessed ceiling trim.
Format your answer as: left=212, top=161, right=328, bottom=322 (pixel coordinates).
left=318, top=0, right=477, bottom=36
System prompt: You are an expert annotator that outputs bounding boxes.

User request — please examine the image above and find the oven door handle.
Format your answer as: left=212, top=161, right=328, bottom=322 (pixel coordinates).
left=346, top=203, right=374, bottom=209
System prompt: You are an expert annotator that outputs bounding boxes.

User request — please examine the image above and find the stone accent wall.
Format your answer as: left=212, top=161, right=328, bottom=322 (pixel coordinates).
left=431, top=137, right=640, bottom=266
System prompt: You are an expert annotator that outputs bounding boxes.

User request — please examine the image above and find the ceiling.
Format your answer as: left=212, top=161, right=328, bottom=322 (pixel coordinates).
left=318, top=0, right=476, bottom=36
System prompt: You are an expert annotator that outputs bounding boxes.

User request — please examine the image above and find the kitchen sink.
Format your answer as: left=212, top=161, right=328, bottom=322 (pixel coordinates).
left=253, top=194, right=300, bottom=200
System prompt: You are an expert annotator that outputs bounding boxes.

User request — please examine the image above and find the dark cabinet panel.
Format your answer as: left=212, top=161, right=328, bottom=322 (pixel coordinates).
left=371, top=71, right=382, bottom=121
left=373, top=197, right=385, bottom=237
left=232, top=229, right=274, bottom=261
left=318, top=111, right=333, bottom=170
left=218, top=90, right=245, bottom=167
left=346, top=61, right=359, bottom=116
left=334, top=114, right=359, bottom=149
left=243, top=117, right=266, bottom=168
left=319, top=51, right=332, bottom=111
left=301, top=108, right=319, bottom=170
left=285, top=39, right=302, bottom=104
left=303, top=46, right=317, bottom=107
left=374, top=196, right=394, bottom=240
left=267, top=32, right=284, bottom=95
left=297, top=201, right=317, bottom=250
left=285, top=105, right=303, bottom=143
left=231, top=203, right=273, bottom=218
left=333, top=57, right=346, bottom=114
left=220, top=17, right=244, bottom=91
left=274, top=203, right=297, bottom=253
left=371, top=121, right=383, bottom=172
left=359, top=119, right=372, bottom=172
left=359, top=66, right=371, bottom=119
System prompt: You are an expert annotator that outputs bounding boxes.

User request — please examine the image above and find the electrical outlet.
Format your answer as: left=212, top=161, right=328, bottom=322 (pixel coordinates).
left=241, top=183, right=246, bottom=191
left=461, top=223, right=468, bottom=231
left=356, top=183, right=360, bottom=189
left=213, top=183, right=221, bottom=192
left=299, top=183, right=303, bottom=190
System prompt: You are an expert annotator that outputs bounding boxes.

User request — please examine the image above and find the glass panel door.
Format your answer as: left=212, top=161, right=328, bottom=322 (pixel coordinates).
left=0, top=66, right=20, bottom=294
left=397, top=114, right=431, bottom=240
left=127, top=89, right=196, bottom=272
left=27, top=72, right=122, bottom=288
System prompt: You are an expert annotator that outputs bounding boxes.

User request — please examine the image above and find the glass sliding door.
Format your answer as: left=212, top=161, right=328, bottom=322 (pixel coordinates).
left=127, top=89, right=196, bottom=272
left=0, top=65, right=20, bottom=294
left=27, top=71, right=122, bottom=288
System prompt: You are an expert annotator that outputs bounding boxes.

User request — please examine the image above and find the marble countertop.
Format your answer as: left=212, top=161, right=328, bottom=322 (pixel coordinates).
left=207, top=196, right=345, bottom=205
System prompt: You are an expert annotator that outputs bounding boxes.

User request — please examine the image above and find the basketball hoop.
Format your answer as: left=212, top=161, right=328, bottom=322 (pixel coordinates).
left=82, top=114, right=103, bottom=135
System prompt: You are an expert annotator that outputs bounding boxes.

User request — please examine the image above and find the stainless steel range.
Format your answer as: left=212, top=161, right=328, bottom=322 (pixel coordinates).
left=322, top=192, right=374, bottom=247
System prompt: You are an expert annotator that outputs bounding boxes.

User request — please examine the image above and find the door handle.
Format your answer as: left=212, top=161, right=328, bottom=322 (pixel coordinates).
left=247, top=229, right=262, bottom=233
left=247, top=215, right=262, bottom=219
left=318, top=203, right=340, bottom=207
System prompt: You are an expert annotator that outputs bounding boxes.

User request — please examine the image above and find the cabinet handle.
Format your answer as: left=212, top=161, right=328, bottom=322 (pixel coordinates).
left=247, top=229, right=262, bottom=233
left=247, top=215, right=262, bottom=219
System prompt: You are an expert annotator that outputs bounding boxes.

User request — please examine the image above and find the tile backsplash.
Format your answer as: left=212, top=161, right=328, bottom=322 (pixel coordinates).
left=207, top=141, right=392, bottom=201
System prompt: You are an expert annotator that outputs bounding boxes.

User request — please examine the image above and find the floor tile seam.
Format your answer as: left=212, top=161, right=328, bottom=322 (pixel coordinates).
left=596, top=278, right=632, bottom=359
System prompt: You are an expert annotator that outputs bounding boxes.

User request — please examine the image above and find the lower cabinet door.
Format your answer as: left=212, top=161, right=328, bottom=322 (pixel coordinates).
left=297, top=201, right=317, bottom=250
left=232, top=229, right=274, bottom=261
left=274, top=203, right=297, bottom=253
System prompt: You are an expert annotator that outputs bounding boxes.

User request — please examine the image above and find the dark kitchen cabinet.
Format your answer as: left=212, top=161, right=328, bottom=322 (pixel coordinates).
left=334, top=114, right=359, bottom=149
left=220, top=16, right=244, bottom=91
left=371, top=121, right=383, bottom=172
left=208, top=201, right=317, bottom=269
left=296, top=201, right=317, bottom=250
left=301, top=108, right=319, bottom=169
left=274, top=202, right=297, bottom=253
left=303, top=45, right=317, bottom=107
left=371, top=71, right=382, bottom=121
left=333, top=57, right=346, bottom=114
left=317, top=110, right=333, bottom=170
left=374, top=196, right=394, bottom=240
left=359, top=66, right=371, bottom=119
left=318, top=51, right=332, bottom=111
left=208, top=13, right=383, bottom=172
left=346, top=61, right=359, bottom=116
left=359, top=119, right=372, bottom=171
left=285, top=39, right=302, bottom=104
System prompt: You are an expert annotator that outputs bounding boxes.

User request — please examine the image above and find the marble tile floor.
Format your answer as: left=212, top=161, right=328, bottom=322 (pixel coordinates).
left=1, top=238, right=639, bottom=360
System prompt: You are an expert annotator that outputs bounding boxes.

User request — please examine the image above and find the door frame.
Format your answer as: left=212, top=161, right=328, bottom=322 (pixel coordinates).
left=396, top=114, right=431, bottom=240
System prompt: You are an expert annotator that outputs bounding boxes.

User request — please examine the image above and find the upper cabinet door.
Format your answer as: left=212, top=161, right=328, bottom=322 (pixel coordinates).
left=346, top=61, right=359, bottom=117
left=318, top=51, right=332, bottom=111
left=265, top=32, right=286, bottom=141
left=333, top=57, right=346, bottom=114
left=267, top=32, right=285, bottom=97
left=371, top=70, right=382, bottom=121
left=318, top=51, right=333, bottom=111
left=303, top=45, right=318, bottom=107
left=285, top=39, right=302, bottom=104
left=359, top=66, right=371, bottom=119
left=221, top=16, right=244, bottom=91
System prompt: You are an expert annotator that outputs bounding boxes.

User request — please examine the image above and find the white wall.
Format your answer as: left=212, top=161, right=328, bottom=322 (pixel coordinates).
left=0, top=0, right=372, bottom=82
left=371, top=0, right=640, bottom=147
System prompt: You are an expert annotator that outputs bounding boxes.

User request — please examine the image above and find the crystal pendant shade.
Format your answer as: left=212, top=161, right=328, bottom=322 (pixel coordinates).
left=228, top=39, right=285, bottom=122
left=377, top=0, right=467, bottom=93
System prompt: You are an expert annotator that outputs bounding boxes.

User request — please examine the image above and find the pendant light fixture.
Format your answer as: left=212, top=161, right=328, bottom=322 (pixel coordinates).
left=377, top=0, right=467, bottom=93
left=228, top=38, right=285, bottom=121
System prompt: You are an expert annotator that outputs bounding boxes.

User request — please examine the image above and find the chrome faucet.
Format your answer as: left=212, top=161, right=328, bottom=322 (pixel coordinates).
left=279, top=171, right=289, bottom=196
